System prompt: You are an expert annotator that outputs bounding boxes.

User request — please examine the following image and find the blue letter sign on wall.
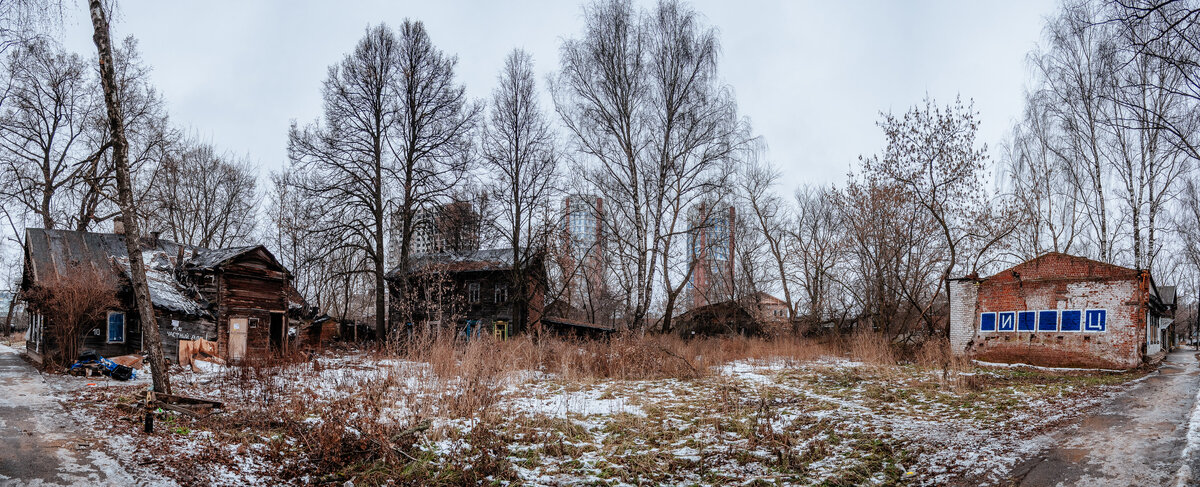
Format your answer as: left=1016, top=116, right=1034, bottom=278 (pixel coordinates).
left=980, top=312, right=996, bottom=332
left=1037, top=310, right=1058, bottom=332
left=1061, top=310, right=1082, bottom=332
left=1084, top=309, right=1106, bottom=332
left=1017, top=311, right=1036, bottom=331
left=980, top=308, right=1105, bottom=333
left=998, top=312, right=1016, bottom=332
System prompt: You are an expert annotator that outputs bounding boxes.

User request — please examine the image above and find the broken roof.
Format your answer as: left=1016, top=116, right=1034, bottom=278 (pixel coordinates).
left=184, top=246, right=260, bottom=269
left=22, top=228, right=289, bottom=318
left=113, top=250, right=209, bottom=317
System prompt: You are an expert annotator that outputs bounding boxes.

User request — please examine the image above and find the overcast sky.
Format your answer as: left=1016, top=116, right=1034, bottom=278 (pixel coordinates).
left=55, top=0, right=1059, bottom=194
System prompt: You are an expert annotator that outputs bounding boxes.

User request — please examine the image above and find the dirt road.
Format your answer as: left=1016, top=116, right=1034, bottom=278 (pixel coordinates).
left=1009, top=349, right=1200, bottom=487
left=0, top=343, right=143, bottom=486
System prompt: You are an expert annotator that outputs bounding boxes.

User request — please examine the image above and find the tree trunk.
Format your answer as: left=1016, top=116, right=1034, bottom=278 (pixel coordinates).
left=88, top=0, right=170, bottom=395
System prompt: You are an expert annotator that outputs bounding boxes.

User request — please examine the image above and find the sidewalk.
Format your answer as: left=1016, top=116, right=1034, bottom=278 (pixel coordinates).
left=1009, top=349, right=1200, bottom=487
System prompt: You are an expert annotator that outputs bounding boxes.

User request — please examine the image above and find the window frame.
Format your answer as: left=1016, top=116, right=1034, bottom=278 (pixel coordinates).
left=107, top=311, right=125, bottom=344
left=495, top=284, right=509, bottom=304
left=467, top=282, right=481, bottom=304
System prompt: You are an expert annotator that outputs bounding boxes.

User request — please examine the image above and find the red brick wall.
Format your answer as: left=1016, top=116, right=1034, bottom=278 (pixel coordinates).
left=955, top=253, right=1147, bottom=369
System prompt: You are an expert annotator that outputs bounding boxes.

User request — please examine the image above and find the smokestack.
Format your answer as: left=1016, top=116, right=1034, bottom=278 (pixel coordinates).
left=113, top=216, right=125, bottom=235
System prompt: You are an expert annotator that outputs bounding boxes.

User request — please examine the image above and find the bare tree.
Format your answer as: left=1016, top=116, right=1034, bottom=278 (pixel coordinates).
left=1034, top=0, right=1122, bottom=262
left=736, top=161, right=795, bottom=325
left=1109, top=0, right=1200, bottom=160
left=554, top=0, right=748, bottom=330
left=291, top=22, right=477, bottom=339
left=481, top=49, right=557, bottom=333
left=838, top=178, right=944, bottom=337
left=0, top=0, right=60, bottom=56
left=289, top=25, right=398, bottom=339
left=554, top=0, right=651, bottom=329
left=22, top=262, right=116, bottom=368
left=1000, top=90, right=1086, bottom=260
left=859, top=97, right=988, bottom=336
left=145, top=140, right=257, bottom=248
left=88, top=0, right=169, bottom=394
left=647, top=0, right=747, bottom=333
left=389, top=19, right=479, bottom=299
left=790, top=184, right=845, bottom=331
left=0, top=38, right=103, bottom=231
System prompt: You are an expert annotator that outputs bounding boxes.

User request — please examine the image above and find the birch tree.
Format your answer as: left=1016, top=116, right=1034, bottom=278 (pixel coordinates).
left=88, top=0, right=169, bottom=394
left=482, top=49, right=557, bottom=333
left=554, top=0, right=748, bottom=330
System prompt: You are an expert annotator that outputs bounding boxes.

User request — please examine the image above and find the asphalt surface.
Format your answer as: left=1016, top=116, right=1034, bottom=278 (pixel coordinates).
left=1009, top=349, right=1200, bottom=487
left=0, top=343, right=138, bottom=486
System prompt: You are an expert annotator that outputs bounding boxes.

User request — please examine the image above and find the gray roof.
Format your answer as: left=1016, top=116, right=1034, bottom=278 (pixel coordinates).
left=388, top=248, right=516, bottom=277
left=184, top=246, right=262, bottom=269
left=1159, top=285, right=1177, bottom=306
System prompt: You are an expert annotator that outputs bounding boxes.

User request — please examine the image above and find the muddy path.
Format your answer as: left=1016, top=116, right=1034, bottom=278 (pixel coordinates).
left=1008, top=350, right=1200, bottom=487
left=0, top=344, right=142, bottom=486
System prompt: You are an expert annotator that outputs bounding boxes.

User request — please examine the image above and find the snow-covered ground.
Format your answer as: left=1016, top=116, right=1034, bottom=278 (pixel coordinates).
left=60, top=349, right=1146, bottom=486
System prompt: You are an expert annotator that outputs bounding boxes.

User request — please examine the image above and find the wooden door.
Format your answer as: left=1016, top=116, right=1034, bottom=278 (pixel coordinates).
left=229, top=318, right=248, bottom=360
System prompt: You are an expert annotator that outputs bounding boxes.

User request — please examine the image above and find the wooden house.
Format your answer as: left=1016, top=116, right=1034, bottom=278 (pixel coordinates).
left=387, top=248, right=547, bottom=338
left=21, top=228, right=301, bottom=365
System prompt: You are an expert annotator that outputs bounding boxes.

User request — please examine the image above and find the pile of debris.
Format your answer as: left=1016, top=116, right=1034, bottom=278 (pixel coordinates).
left=178, top=338, right=224, bottom=372
left=69, top=350, right=139, bottom=381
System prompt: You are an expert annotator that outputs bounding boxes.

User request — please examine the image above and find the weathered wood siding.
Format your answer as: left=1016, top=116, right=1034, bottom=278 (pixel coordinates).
left=213, top=252, right=289, bottom=359
left=159, top=314, right=217, bottom=362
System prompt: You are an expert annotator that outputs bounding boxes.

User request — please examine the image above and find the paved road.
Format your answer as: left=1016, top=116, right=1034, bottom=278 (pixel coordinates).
left=0, top=343, right=140, bottom=486
left=1010, top=349, right=1200, bottom=487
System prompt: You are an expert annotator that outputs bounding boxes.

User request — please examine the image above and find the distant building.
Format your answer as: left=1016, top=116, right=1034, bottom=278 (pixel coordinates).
left=556, top=195, right=612, bottom=325
left=687, top=204, right=735, bottom=308
left=387, top=248, right=613, bottom=339
left=675, top=291, right=791, bottom=338
left=949, top=253, right=1176, bottom=369
left=563, top=194, right=603, bottom=260
left=410, top=201, right=481, bottom=256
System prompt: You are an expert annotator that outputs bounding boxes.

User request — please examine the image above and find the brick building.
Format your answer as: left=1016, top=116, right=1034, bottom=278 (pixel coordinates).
left=949, top=253, right=1175, bottom=369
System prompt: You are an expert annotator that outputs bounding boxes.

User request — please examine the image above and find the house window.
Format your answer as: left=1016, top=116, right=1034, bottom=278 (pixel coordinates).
left=249, top=317, right=260, bottom=329
left=495, top=284, right=508, bottom=304
left=107, top=311, right=125, bottom=343
left=468, top=283, right=481, bottom=303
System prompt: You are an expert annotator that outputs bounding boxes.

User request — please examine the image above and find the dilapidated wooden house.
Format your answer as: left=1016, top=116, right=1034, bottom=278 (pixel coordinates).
left=387, top=248, right=546, bottom=339
left=21, top=228, right=305, bottom=364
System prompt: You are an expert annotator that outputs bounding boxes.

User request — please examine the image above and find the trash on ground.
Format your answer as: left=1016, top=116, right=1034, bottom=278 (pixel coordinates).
left=69, top=350, right=136, bottom=381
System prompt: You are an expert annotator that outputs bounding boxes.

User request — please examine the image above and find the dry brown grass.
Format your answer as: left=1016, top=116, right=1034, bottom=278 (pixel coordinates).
left=387, top=329, right=913, bottom=383
left=166, top=329, right=953, bottom=484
